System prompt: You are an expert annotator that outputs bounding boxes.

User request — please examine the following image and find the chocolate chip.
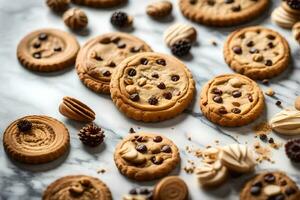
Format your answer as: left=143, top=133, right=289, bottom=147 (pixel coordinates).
left=267, top=34, right=276, bottom=40
left=130, top=93, right=140, bottom=101
left=151, top=156, right=163, bottom=165
left=129, top=188, right=138, bottom=195
left=250, top=186, right=261, bottom=196
left=250, top=48, right=259, bottom=54
left=262, top=79, right=269, bottom=85
left=152, top=73, right=159, bottom=78
left=189, top=0, right=197, bottom=4
left=252, top=181, right=263, bottom=187
left=246, top=41, right=254, bottom=47
left=129, top=128, right=135, bottom=133
left=128, top=68, right=136, bottom=76
left=269, top=194, right=285, bottom=200
left=264, top=173, right=275, bottom=183
left=117, top=43, right=126, bottom=48
left=285, top=187, right=296, bottom=196
left=232, top=46, right=242, bottom=54
left=232, top=108, right=241, bottom=114
left=54, top=46, right=62, bottom=52
left=153, top=136, right=163, bottom=143
left=100, top=37, right=111, bottom=44
left=130, top=46, right=140, bottom=53
left=137, top=136, right=147, bottom=142
left=156, top=59, right=166, bottom=66
left=95, top=55, right=103, bottom=61
left=212, top=88, right=223, bottom=95
left=108, top=61, right=116, bottom=67
left=136, top=144, right=147, bottom=153
left=207, top=0, right=215, bottom=5
left=171, top=75, right=180, bottom=81
left=163, top=92, right=172, bottom=100
left=103, top=70, right=111, bottom=77
left=213, top=95, right=223, bottom=103
left=259, top=134, right=267, bottom=141
left=33, top=52, right=41, bottom=59
left=161, top=145, right=172, bottom=153
left=248, top=94, right=253, bottom=102
left=148, top=96, right=158, bottom=105
left=268, top=42, right=275, bottom=48
left=218, top=107, right=228, bottom=114
left=280, top=180, right=287, bottom=186
left=231, top=5, right=241, bottom=12
left=38, top=33, right=48, bottom=41
left=224, top=0, right=234, bottom=3
left=232, top=90, right=242, bottom=98
left=111, top=36, right=120, bottom=43
left=265, top=59, right=273, bottom=66
left=157, top=82, right=166, bottom=89
left=140, top=58, right=148, bottom=65
left=33, top=42, right=41, bottom=49
left=139, top=188, right=151, bottom=195
left=268, top=137, right=274, bottom=144
left=276, top=100, right=282, bottom=106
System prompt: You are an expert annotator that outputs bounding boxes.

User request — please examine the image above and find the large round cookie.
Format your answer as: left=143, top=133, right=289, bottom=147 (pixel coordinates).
left=224, top=26, right=290, bottom=80
left=240, top=171, right=300, bottom=200
left=17, top=29, right=80, bottom=72
left=110, top=52, right=195, bottom=122
left=3, top=115, right=70, bottom=164
left=71, top=0, right=125, bottom=7
left=43, top=175, right=112, bottom=200
left=76, top=32, right=152, bottom=94
left=179, top=0, right=269, bottom=26
left=114, top=133, right=180, bottom=181
left=200, top=74, right=265, bottom=127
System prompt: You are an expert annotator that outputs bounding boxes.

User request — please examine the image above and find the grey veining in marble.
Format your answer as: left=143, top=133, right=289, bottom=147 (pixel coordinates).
left=0, top=0, right=300, bottom=199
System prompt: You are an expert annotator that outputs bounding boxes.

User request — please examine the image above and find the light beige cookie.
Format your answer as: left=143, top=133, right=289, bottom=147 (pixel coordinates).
left=3, top=115, right=70, bottom=164
left=179, top=0, right=269, bottom=26
left=200, top=74, right=265, bottom=127
left=43, top=175, right=112, bottom=200
left=76, top=32, right=152, bottom=94
left=114, top=133, right=180, bottom=181
left=110, top=52, right=195, bottom=122
left=224, top=26, right=290, bottom=80
left=17, top=29, right=79, bottom=72
left=271, top=6, right=300, bottom=29
left=164, top=23, right=197, bottom=47
left=146, top=1, right=173, bottom=18
left=71, top=0, right=125, bottom=7
left=270, top=109, right=300, bottom=136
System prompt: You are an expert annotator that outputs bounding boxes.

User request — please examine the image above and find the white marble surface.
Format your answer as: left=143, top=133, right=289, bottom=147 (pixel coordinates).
left=0, top=0, right=300, bottom=199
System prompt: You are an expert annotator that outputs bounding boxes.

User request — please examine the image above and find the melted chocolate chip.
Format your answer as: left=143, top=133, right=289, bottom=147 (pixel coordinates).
left=171, top=75, right=180, bottom=81
left=207, top=0, right=215, bottom=5
left=189, top=0, right=197, bottom=4
left=129, top=188, right=138, bottom=195
left=38, top=33, right=48, bottom=41
left=267, top=34, right=276, bottom=40
left=218, top=107, right=228, bottom=114
left=148, top=96, right=158, bottom=105
left=264, top=173, right=276, bottom=183
left=108, top=61, right=116, bottom=67
left=250, top=186, right=261, bottom=196
left=128, top=68, right=137, bottom=76
left=153, top=136, right=163, bottom=143
left=54, top=46, right=62, bottom=52
left=249, top=48, right=259, bottom=54
left=232, top=46, right=242, bottom=54
left=212, top=88, right=223, bottom=95
left=268, top=42, right=275, bottom=48
left=157, top=82, right=166, bottom=89
left=95, top=55, right=103, bottom=61
left=111, top=36, right=120, bottom=43
left=232, top=90, right=242, bottom=98
left=140, top=58, right=148, bottom=65
left=130, top=93, right=140, bottom=101
left=103, top=70, right=111, bottom=77
left=156, top=59, right=166, bottom=66
left=33, top=52, right=41, bottom=59
left=130, top=46, right=140, bottom=53
left=246, top=41, right=254, bottom=47
left=232, top=108, right=241, bottom=114
left=117, top=43, right=126, bottom=48
left=163, top=92, right=172, bottom=100
left=152, top=73, right=159, bottom=78
left=265, top=59, right=273, bottom=66
left=151, top=156, right=163, bottom=165
left=161, top=145, right=172, bottom=153
left=213, top=95, right=223, bottom=103
left=224, top=0, right=234, bottom=3
left=285, top=187, right=296, bottom=196
left=100, top=37, right=111, bottom=44
left=136, top=144, right=147, bottom=153
left=231, top=5, right=241, bottom=12
left=33, top=42, right=41, bottom=49
left=248, top=94, right=253, bottom=102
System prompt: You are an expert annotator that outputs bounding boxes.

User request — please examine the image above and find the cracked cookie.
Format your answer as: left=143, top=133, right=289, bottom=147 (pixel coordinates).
left=110, top=52, right=195, bottom=122
left=17, top=29, right=79, bottom=72
left=76, top=32, right=152, bottom=94
left=240, top=171, right=300, bottom=200
left=114, top=133, right=180, bottom=181
left=224, top=26, right=290, bottom=80
left=3, top=115, right=70, bottom=164
left=43, top=175, right=112, bottom=200
left=200, top=74, right=265, bottom=127
left=179, top=0, right=269, bottom=26
left=71, top=0, right=125, bottom=7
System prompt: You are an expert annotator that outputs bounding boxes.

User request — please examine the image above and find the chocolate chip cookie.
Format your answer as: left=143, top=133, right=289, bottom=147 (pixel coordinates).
left=114, top=133, right=180, bottom=181
left=200, top=74, right=265, bottom=127
left=110, top=52, right=195, bottom=122
left=224, top=26, right=290, bottom=80
left=76, top=32, right=152, bottom=94
left=3, top=115, right=70, bottom=164
left=43, top=175, right=112, bottom=200
left=179, top=0, right=269, bottom=26
left=17, top=29, right=79, bottom=72
left=71, top=0, right=125, bottom=7
left=240, top=171, right=300, bottom=200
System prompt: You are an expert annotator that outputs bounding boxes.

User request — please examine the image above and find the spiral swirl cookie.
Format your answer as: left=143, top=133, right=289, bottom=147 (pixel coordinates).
left=179, top=0, right=269, bottom=26
left=224, top=26, right=290, bottom=80
left=114, top=133, right=180, bottom=181
left=240, top=171, right=300, bottom=200
left=71, top=0, right=125, bottom=8
left=76, top=32, right=152, bottom=94
left=43, top=175, right=112, bottom=200
left=200, top=74, right=265, bottom=127
left=3, top=115, right=70, bottom=164
left=110, top=52, right=195, bottom=122
left=17, top=29, right=79, bottom=72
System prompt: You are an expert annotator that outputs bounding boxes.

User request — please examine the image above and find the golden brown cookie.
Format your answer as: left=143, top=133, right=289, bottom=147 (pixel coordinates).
left=146, top=1, right=173, bottom=18
left=110, top=52, right=195, bottom=122
left=293, top=22, right=300, bottom=43
left=63, top=8, right=88, bottom=31
left=240, top=171, right=300, bottom=200
left=200, top=74, right=265, bottom=127
left=17, top=29, right=80, bottom=72
left=179, top=0, right=269, bottom=26
left=114, top=133, right=180, bottom=181
left=71, top=0, right=126, bottom=8
left=43, top=175, right=112, bottom=200
left=3, top=115, right=70, bottom=164
left=76, top=32, right=152, bottom=94
left=224, top=26, right=290, bottom=80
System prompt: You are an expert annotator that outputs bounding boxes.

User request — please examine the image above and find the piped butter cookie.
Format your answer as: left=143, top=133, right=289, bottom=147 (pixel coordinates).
left=43, top=175, right=112, bottom=200
left=200, top=74, right=265, bottom=127
left=179, top=0, right=269, bottom=26
left=3, top=115, right=70, bottom=164
left=71, top=0, right=125, bottom=8
left=17, top=29, right=79, bottom=72
left=76, top=32, right=152, bottom=94
left=110, top=52, right=195, bottom=122
left=114, top=133, right=180, bottom=181
left=224, top=26, right=290, bottom=80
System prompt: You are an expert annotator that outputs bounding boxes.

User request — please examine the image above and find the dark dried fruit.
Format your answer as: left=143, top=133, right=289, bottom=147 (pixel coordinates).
left=232, top=45, right=242, bottom=54
left=136, top=144, right=147, bottom=153
left=17, top=120, right=32, bottom=132
left=161, top=145, right=172, bottom=153
left=78, top=123, right=105, bottom=147
left=163, top=92, right=172, bottom=100
left=285, top=139, right=300, bottom=162
left=54, top=46, right=62, bottom=52
left=286, top=0, right=300, bottom=10
left=171, top=39, right=192, bottom=57
left=110, top=11, right=129, bottom=28
left=148, top=96, right=158, bottom=105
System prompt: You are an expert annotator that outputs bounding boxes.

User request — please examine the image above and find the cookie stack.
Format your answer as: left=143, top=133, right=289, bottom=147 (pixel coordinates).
left=272, top=0, right=300, bottom=29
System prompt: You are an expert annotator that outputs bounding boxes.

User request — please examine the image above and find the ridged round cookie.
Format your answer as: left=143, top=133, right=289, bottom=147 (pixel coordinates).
left=224, top=26, right=290, bottom=80
left=43, top=175, right=112, bottom=200
left=110, top=52, right=195, bottom=122
left=71, top=0, right=126, bottom=8
left=76, top=32, right=152, bottom=94
left=3, top=115, right=70, bottom=164
left=240, top=171, right=300, bottom=200
left=17, top=29, right=79, bottom=72
left=179, top=0, right=269, bottom=26
left=200, top=74, right=265, bottom=127
left=114, top=133, right=180, bottom=181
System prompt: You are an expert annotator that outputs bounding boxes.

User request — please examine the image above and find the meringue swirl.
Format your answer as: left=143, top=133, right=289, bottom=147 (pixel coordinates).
left=270, top=109, right=300, bottom=135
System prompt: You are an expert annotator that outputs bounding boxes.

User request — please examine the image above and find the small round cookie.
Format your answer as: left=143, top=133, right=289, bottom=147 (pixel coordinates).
left=200, top=74, right=265, bottom=127
left=17, top=29, right=80, bottom=72
left=240, top=171, right=300, bottom=200
left=224, top=26, right=290, bottom=80
left=76, top=32, right=152, bottom=94
left=110, top=52, right=195, bottom=122
left=71, top=0, right=125, bottom=8
left=3, top=115, right=70, bottom=164
left=179, top=0, right=269, bottom=26
left=114, top=132, right=180, bottom=181
left=43, top=175, right=112, bottom=200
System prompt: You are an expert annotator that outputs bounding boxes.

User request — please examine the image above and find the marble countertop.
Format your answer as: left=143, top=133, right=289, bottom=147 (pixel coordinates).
left=0, top=0, right=300, bottom=199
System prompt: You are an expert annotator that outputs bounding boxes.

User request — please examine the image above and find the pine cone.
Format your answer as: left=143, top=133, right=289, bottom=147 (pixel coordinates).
left=78, top=124, right=105, bottom=147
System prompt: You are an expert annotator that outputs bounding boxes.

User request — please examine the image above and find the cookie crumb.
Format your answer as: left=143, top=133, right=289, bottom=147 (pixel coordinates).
left=253, top=122, right=272, bottom=136
left=276, top=100, right=282, bottom=107
left=253, top=141, right=273, bottom=163
left=265, top=88, right=275, bottom=96
left=129, top=128, right=135, bottom=133
left=97, top=168, right=106, bottom=174
left=188, top=136, right=192, bottom=141
left=210, top=40, right=217, bottom=46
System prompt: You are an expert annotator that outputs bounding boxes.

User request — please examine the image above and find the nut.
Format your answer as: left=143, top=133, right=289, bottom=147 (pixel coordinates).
left=228, top=78, right=242, bottom=88
left=137, top=77, right=147, bottom=86
left=265, top=88, right=275, bottom=96
left=253, top=54, right=264, bottom=62
left=146, top=1, right=173, bottom=18
left=263, top=185, right=281, bottom=196
left=126, top=85, right=138, bottom=94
